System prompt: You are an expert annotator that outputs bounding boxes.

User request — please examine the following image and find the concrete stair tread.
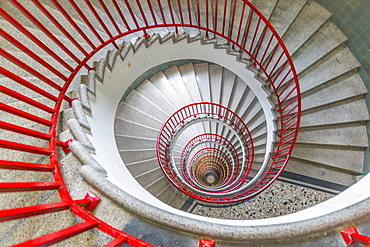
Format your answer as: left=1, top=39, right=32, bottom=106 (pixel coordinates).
left=220, top=68, right=237, bottom=108
left=252, top=0, right=279, bottom=21
left=119, top=149, right=156, bottom=164
left=115, top=102, right=164, bottom=130
left=193, top=63, right=211, bottom=102
left=300, top=98, right=369, bottom=127
left=290, top=22, right=348, bottom=75
left=145, top=176, right=171, bottom=197
left=281, top=1, right=331, bottom=57
left=149, top=71, right=186, bottom=109
left=136, top=79, right=177, bottom=116
left=125, top=158, right=159, bottom=177
left=124, top=90, right=170, bottom=122
left=268, top=0, right=307, bottom=38
left=115, top=135, right=157, bottom=150
left=163, top=66, right=193, bottom=105
left=114, top=118, right=159, bottom=137
left=291, top=144, right=364, bottom=173
left=301, top=73, right=367, bottom=111
left=297, top=124, right=368, bottom=148
left=208, top=64, right=223, bottom=104
left=285, top=157, right=358, bottom=187
left=178, top=63, right=203, bottom=103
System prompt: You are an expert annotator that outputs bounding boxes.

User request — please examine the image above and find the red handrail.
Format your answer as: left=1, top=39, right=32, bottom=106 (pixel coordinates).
left=156, top=102, right=254, bottom=202
left=0, top=0, right=300, bottom=245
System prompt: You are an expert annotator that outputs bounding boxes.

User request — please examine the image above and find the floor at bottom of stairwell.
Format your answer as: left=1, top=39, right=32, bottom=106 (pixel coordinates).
left=189, top=181, right=334, bottom=219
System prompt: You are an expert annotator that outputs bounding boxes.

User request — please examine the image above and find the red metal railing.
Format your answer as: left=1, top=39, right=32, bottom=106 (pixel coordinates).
left=180, top=133, right=240, bottom=191
left=156, top=102, right=254, bottom=202
left=341, top=226, right=370, bottom=246
left=0, top=0, right=300, bottom=245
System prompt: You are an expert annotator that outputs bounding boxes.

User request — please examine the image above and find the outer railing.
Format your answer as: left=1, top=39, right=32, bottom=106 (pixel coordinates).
left=0, top=0, right=300, bottom=245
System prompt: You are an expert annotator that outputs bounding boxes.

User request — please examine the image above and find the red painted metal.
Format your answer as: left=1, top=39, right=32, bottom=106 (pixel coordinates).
left=0, top=192, right=100, bottom=222
left=199, top=238, right=216, bottom=247
left=0, top=67, right=59, bottom=102
left=341, top=226, right=370, bottom=246
left=9, top=0, right=84, bottom=67
left=31, top=0, right=89, bottom=56
left=0, top=182, right=60, bottom=192
left=49, top=0, right=97, bottom=49
left=83, top=0, right=119, bottom=49
left=0, top=85, right=55, bottom=114
left=156, top=102, right=254, bottom=203
left=12, top=221, right=98, bottom=247
left=71, top=204, right=156, bottom=247
left=0, top=160, right=54, bottom=172
left=0, top=139, right=52, bottom=155
left=0, top=0, right=301, bottom=244
left=0, top=121, right=51, bottom=140
left=0, top=102, right=52, bottom=126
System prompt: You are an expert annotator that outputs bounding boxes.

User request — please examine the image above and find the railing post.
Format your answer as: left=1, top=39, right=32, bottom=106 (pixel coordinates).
left=199, top=238, right=216, bottom=247
left=341, top=225, right=370, bottom=246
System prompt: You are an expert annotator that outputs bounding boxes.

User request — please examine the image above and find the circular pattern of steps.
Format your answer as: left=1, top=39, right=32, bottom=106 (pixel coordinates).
left=0, top=0, right=369, bottom=245
left=115, top=63, right=268, bottom=204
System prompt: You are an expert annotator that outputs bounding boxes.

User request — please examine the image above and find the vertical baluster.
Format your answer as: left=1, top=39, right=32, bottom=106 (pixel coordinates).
left=229, top=0, right=237, bottom=39
left=214, top=0, right=218, bottom=31
left=98, top=0, right=122, bottom=34
left=157, top=0, right=167, bottom=25
left=234, top=2, right=246, bottom=49
left=83, top=0, right=119, bottom=48
left=222, top=0, right=227, bottom=36
left=32, top=0, right=89, bottom=57
left=177, top=0, right=184, bottom=25
left=205, top=0, right=209, bottom=37
left=249, top=18, right=261, bottom=52
left=242, top=9, right=254, bottom=48
left=112, top=0, right=131, bottom=31
left=1, top=29, right=73, bottom=77
left=187, top=0, right=192, bottom=26
left=167, top=0, right=178, bottom=33
left=147, top=0, right=158, bottom=26
left=68, top=0, right=105, bottom=44
left=50, top=0, right=96, bottom=50
left=253, top=25, right=268, bottom=60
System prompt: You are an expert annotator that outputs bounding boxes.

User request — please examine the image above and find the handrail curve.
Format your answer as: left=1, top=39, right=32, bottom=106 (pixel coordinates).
left=0, top=0, right=300, bottom=245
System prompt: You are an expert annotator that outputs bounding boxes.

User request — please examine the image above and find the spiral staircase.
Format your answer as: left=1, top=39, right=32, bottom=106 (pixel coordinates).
left=1, top=0, right=370, bottom=246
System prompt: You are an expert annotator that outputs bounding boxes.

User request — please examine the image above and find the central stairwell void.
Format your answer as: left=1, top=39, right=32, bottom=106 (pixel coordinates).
left=1, top=0, right=370, bottom=246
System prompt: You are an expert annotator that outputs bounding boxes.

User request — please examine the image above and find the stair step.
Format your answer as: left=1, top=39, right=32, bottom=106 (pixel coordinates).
left=285, top=157, right=358, bottom=187
left=292, top=144, right=364, bottom=173
left=124, top=90, right=170, bottom=122
left=125, top=158, right=159, bottom=177
left=297, top=124, right=368, bottom=148
left=114, top=118, right=158, bottom=138
left=300, top=98, right=369, bottom=127
left=208, top=64, right=223, bottom=104
left=163, top=66, right=193, bottom=105
left=193, top=63, right=211, bottom=102
left=115, top=102, right=163, bottom=130
left=301, top=73, right=367, bottom=111
left=119, top=149, right=156, bottom=164
left=115, top=135, right=157, bottom=150
left=135, top=79, right=177, bottom=116
left=178, top=63, right=203, bottom=103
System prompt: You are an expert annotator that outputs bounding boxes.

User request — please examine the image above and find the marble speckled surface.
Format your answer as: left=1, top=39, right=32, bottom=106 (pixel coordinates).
left=190, top=180, right=334, bottom=219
